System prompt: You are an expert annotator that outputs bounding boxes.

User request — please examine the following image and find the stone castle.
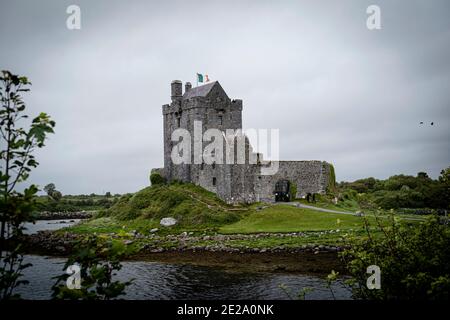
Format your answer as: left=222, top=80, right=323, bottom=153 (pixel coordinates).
left=152, top=80, right=335, bottom=204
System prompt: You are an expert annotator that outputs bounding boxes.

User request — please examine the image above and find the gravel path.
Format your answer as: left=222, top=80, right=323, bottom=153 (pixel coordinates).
left=282, top=202, right=356, bottom=215
left=281, top=202, right=429, bottom=222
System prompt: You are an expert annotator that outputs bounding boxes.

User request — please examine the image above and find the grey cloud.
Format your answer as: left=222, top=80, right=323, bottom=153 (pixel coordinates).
left=0, top=0, right=449, bottom=194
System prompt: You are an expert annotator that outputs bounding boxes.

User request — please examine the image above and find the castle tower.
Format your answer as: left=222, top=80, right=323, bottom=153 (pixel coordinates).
left=162, top=80, right=245, bottom=198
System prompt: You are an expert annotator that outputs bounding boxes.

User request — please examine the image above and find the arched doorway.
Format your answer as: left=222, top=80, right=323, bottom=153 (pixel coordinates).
left=274, top=180, right=291, bottom=202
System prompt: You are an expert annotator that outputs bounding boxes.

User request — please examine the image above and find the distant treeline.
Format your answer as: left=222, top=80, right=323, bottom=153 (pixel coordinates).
left=338, top=167, right=450, bottom=210
left=35, top=195, right=121, bottom=212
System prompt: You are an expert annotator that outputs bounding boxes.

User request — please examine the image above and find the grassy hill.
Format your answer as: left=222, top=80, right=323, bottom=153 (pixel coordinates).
left=97, top=182, right=249, bottom=228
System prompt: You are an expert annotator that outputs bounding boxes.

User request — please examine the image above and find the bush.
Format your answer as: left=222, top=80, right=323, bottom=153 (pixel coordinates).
left=341, top=214, right=450, bottom=300
left=289, top=182, right=297, bottom=201
left=150, top=172, right=166, bottom=186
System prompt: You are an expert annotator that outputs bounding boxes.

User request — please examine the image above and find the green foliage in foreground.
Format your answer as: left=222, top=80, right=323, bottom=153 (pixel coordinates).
left=342, top=214, right=450, bottom=300
left=52, top=235, right=132, bottom=300
left=99, top=182, right=247, bottom=227
left=0, top=70, right=55, bottom=300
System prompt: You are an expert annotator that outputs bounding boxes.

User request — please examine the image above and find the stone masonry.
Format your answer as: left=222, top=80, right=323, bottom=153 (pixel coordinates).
left=152, top=80, right=335, bottom=204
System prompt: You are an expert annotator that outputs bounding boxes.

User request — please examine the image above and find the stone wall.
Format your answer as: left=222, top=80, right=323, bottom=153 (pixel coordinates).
left=255, top=161, right=333, bottom=202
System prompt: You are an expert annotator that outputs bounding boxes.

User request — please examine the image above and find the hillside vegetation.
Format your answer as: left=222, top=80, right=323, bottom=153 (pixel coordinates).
left=98, top=182, right=247, bottom=227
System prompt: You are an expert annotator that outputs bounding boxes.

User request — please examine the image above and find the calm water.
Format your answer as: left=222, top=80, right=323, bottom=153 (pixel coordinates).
left=14, top=255, right=352, bottom=300
left=15, top=220, right=352, bottom=300
left=23, top=219, right=82, bottom=234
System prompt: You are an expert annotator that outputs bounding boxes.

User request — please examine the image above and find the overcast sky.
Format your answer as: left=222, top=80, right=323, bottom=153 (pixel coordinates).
left=1, top=0, right=449, bottom=195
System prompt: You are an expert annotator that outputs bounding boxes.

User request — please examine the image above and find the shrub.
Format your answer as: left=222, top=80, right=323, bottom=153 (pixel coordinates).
left=150, top=172, right=166, bottom=186
left=341, top=214, right=450, bottom=300
left=289, top=182, right=297, bottom=201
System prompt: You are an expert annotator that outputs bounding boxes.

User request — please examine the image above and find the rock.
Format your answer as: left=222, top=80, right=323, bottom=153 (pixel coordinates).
left=180, top=231, right=188, bottom=237
left=160, top=217, right=177, bottom=227
left=150, top=228, right=159, bottom=233
left=123, top=240, right=134, bottom=245
left=355, top=211, right=364, bottom=217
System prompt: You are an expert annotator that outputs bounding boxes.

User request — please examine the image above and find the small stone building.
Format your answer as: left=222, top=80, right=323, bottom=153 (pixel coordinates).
left=152, top=80, right=335, bottom=204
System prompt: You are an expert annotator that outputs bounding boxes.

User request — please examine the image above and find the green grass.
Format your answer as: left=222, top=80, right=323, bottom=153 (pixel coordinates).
left=64, top=183, right=424, bottom=245
left=98, top=182, right=249, bottom=228
left=219, top=205, right=368, bottom=234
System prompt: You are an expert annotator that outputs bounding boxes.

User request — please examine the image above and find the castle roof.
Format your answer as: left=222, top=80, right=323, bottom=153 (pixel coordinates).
left=182, top=81, right=218, bottom=100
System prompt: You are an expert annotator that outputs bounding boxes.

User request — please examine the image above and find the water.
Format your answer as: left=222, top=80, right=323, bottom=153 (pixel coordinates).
left=13, top=255, right=352, bottom=300
left=23, top=219, right=82, bottom=234
left=13, top=220, right=353, bottom=300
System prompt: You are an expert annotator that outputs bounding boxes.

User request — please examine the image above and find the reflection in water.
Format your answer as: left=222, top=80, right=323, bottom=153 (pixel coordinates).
left=14, top=255, right=352, bottom=300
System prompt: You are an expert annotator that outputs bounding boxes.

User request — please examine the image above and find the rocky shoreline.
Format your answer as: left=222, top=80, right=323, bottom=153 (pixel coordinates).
left=24, top=229, right=350, bottom=257
left=21, top=230, right=349, bottom=274
left=35, top=211, right=93, bottom=220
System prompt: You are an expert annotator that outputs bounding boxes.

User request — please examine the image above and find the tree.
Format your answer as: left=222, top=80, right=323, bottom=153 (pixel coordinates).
left=44, top=183, right=62, bottom=201
left=105, top=192, right=111, bottom=198
left=52, top=235, right=132, bottom=300
left=44, top=183, right=56, bottom=196
left=0, top=70, right=55, bottom=299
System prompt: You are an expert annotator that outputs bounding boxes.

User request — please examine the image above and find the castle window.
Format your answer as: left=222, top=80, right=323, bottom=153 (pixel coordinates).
left=200, top=163, right=204, bottom=170
left=177, top=117, right=181, bottom=127
left=212, top=162, right=216, bottom=169
left=218, top=115, right=223, bottom=125
left=212, top=177, right=216, bottom=186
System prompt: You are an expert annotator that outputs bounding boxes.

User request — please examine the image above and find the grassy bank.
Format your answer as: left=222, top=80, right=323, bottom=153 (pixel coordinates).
left=59, top=182, right=424, bottom=253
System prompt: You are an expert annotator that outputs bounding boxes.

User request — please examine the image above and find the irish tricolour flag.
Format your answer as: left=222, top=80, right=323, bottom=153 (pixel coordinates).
left=197, top=73, right=210, bottom=85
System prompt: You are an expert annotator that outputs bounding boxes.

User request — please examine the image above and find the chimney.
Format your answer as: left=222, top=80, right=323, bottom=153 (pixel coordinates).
left=185, top=82, right=192, bottom=92
left=171, top=80, right=182, bottom=102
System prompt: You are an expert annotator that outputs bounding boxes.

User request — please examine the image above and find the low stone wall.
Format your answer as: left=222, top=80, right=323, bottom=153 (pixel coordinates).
left=36, top=211, right=93, bottom=220
left=24, top=229, right=349, bottom=256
